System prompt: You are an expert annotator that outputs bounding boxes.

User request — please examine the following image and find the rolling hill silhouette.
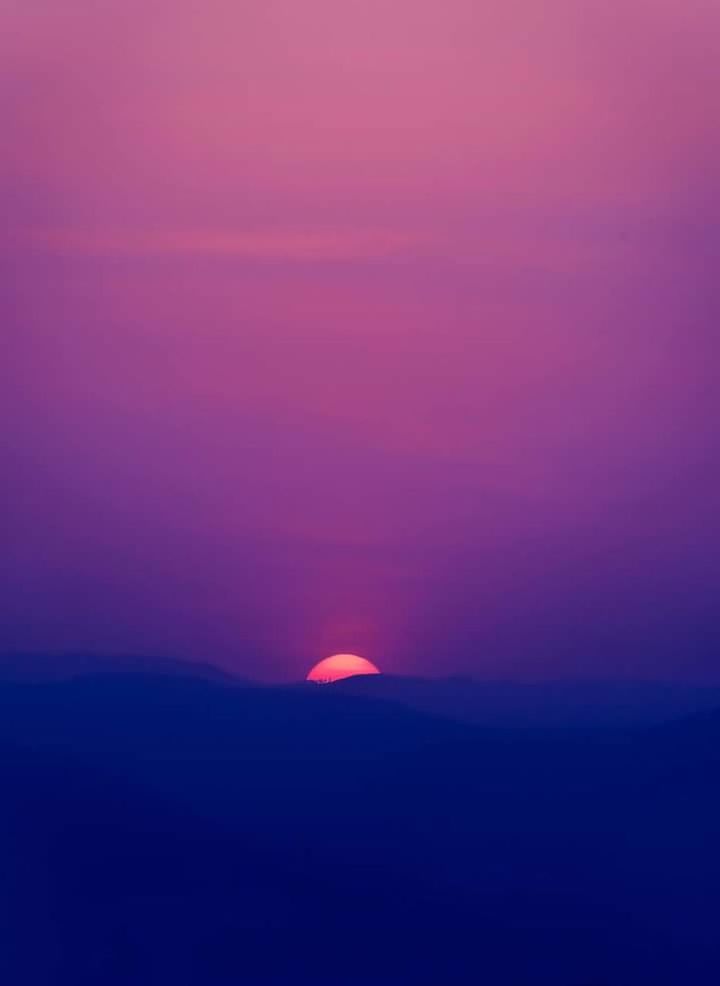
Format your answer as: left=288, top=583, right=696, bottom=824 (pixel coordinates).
left=3, top=667, right=720, bottom=984
left=330, top=672, right=720, bottom=726
left=0, top=651, right=240, bottom=683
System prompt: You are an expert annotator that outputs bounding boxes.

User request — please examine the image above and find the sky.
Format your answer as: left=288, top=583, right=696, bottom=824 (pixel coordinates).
left=2, top=0, right=719, bottom=681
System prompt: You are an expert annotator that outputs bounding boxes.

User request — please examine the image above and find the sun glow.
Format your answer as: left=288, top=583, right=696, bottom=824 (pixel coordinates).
left=306, top=654, right=381, bottom=684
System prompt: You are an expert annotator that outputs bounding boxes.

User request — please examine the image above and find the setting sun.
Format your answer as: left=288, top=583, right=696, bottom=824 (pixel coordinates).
left=306, top=654, right=381, bottom=684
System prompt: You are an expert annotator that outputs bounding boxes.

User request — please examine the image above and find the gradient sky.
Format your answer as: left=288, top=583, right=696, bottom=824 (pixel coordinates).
left=2, top=0, right=719, bottom=680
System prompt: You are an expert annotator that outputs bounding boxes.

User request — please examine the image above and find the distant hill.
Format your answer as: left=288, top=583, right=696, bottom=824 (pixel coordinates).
left=0, top=671, right=470, bottom=766
left=329, top=673, right=720, bottom=727
left=6, top=651, right=720, bottom=729
left=6, top=652, right=720, bottom=729
left=0, top=651, right=240, bottom=684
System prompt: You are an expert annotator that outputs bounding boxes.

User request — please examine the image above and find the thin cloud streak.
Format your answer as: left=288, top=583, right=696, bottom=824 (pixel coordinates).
left=19, top=227, right=426, bottom=262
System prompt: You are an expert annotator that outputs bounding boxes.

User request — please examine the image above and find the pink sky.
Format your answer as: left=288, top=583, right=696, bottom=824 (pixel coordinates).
left=2, top=0, right=719, bottom=679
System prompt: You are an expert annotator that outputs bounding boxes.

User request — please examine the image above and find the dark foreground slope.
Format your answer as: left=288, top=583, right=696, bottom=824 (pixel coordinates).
left=2, top=674, right=719, bottom=985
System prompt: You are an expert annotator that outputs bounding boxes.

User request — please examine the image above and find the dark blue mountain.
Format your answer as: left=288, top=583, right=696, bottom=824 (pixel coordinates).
left=2, top=671, right=719, bottom=984
left=331, top=672, right=720, bottom=726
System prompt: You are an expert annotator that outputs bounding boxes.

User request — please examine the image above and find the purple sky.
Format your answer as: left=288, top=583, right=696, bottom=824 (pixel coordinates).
left=2, top=1, right=719, bottom=680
